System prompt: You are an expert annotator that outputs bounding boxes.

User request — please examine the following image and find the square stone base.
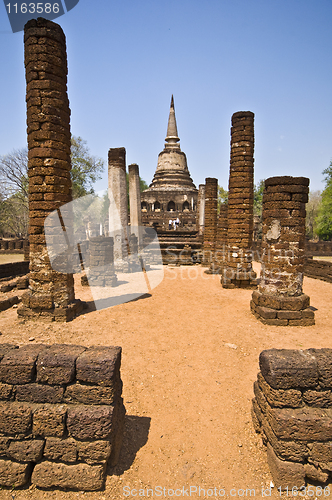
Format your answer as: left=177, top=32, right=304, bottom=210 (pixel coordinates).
left=17, top=299, right=85, bottom=322
left=251, top=291, right=315, bottom=326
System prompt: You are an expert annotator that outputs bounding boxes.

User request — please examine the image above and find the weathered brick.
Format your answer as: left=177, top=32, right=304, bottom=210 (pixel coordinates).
left=64, top=381, right=121, bottom=405
left=257, top=372, right=303, bottom=408
left=67, top=405, right=116, bottom=440
left=16, top=383, right=64, bottom=404
left=267, top=406, right=332, bottom=441
left=8, top=439, right=44, bottom=462
left=78, top=440, right=111, bottom=465
left=259, top=349, right=318, bottom=389
left=33, top=404, right=66, bottom=437
left=36, top=344, right=86, bottom=385
left=31, top=461, right=106, bottom=491
left=0, top=382, right=14, bottom=400
left=76, top=346, right=121, bottom=386
left=0, top=459, right=33, bottom=487
left=267, top=443, right=305, bottom=490
left=0, top=344, right=46, bottom=385
left=43, top=437, right=77, bottom=462
left=0, top=402, right=32, bottom=435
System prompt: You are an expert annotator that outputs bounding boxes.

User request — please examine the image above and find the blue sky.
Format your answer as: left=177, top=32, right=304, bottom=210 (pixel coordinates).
left=1, top=0, right=331, bottom=193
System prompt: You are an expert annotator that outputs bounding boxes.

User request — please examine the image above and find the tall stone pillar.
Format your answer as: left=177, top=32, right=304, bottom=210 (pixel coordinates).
left=202, top=178, right=218, bottom=266
left=128, top=163, right=142, bottom=248
left=213, top=203, right=228, bottom=274
left=19, top=18, right=81, bottom=322
left=222, top=111, right=257, bottom=288
left=251, top=176, right=314, bottom=326
left=108, top=148, right=129, bottom=265
left=197, top=184, right=205, bottom=236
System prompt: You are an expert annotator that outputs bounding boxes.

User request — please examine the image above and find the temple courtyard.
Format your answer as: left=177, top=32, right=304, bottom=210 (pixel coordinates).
left=0, top=264, right=331, bottom=499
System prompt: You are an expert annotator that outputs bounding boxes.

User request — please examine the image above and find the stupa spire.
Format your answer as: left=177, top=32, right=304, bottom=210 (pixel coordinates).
left=165, top=95, right=180, bottom=149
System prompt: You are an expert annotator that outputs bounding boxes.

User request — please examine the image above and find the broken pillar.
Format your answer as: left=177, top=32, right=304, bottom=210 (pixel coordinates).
left=18, top=18, right=82, bottom=322
left=212, top=203, right=228, bottom=274
left=197, top=184, right=205, bottom=236
left=222, top=111, right=257, bottom=288
left=202, top=178, right=218, bottom=266
left=86, top=236, right=117, bottom=287
left=108, top=148, right=129, bottom=268
left=250, top=176, right=314, bottom=326
left=128, top=163, right=143, bottom=249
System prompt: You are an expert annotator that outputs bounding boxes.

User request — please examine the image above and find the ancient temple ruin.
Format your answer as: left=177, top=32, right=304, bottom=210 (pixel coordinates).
left=141, top=96, right=198, bottom=230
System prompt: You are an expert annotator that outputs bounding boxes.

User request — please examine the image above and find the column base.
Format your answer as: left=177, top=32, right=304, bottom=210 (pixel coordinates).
left=220, top=269, right=258, bottom=289
left=17, top=298, right=85, bottom=322
left=250, top=291, right=315, bottom=326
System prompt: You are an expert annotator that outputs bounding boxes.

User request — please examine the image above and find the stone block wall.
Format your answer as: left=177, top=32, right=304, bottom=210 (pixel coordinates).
left=252, top=348, right=332, bottom=489
left=304, top=257, right=332, bottom=283
left=0, top=344, right=125, bottom=491
left=0, top=262, right=29, bottom=280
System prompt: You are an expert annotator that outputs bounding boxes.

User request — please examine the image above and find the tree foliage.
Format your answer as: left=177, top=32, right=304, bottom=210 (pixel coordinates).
left=0, top=136, right=105, bottom=237
left=306, top=190, right=321, bottom=240
left=316, top=161, right=332, bottom=240
left=218, top=185, right=228, bottom=212
left=253, top=179, right=265, bottom=217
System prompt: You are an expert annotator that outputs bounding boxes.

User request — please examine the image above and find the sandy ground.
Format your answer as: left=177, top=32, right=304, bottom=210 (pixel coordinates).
left=0, top=262, right=332, bottom=499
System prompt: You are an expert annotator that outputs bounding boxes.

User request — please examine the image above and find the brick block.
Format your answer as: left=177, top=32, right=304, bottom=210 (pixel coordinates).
left=267, top=406, right=332, bottom=441
left=67, top=405, right=116, bottom=440
left=16, top=383, right=64, bottom=403
left=303, top=389, right=332, bottom=407
left=33, top=405, right=66, bottom=437
left=76, top=346, right=121, bottom=386
left=257, top=373, right=303, bottom=408
left=0, top=437, right=10, bottom=455
left=65, top=381, right=121, bottom=405
left=78, top=441, right=111, bottom=465
left=0, top=382, right=13, bottom=400
left=261, top=416, right=308, bottom=462
left=304, top=463, right=328, bottom=483
left=256, top=306, right=277, bottom=319
left=308, top=348, right=332, bottom=388
left=8, top=439, right=44, bottom=462
left=277, top=310, right=302, bottom=320
left=43, top=437, right=77, bottom=462
left=0, top=344, right=46, bottom=385
left=259, top=349, right=318, bottom=389
left=0, top=402, right=32, bottom=435
left=267, top=443, right=305, bottom=490
left=31, top=461, right=106, bottom=491
left=310, top=442, right=332, bottom=462
left=0, top=459, right=32, bottom=487
left=36, top=344, right=86, bottom=385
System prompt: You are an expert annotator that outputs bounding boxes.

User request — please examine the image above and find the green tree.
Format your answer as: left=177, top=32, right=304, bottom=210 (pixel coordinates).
left=70, top=136, right=104, bottom=198
left=316, top=161, right=332, bottom=240
left=218, top=185, right=228, bottom=212
left=254, top=179, right=265, bottom=217
left=306, top=190, right=321, bottom=240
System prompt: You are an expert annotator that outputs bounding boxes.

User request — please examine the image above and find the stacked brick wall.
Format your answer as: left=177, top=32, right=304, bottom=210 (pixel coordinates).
left=306, top=241, right=332, bottom=256
left=251, top=176, right=314, bottom=325
left=0, top=262, right=29, bottom=280
left=87, top=236, right=117, bottom=286
left=19, top=18, right=81, bottom=322
left=0, top=343, right=125, bottom=491
left=223, top=111, right=256, bottom=288
left=202, top=178, right=218, bottom=265
left=252, top=348, right=332, bottom=489
left=304, top=257, right=332, bottom=282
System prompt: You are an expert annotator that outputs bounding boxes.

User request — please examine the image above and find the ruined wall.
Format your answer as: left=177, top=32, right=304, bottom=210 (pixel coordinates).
left=252, top=348, right=332, bottom=489
left=86, top=236, right=117, bottom=286
left=0, top=261, right=29, bottom=280
left=223, top=111, right=256, bottom=288
left=0, top=343, right=125, bottom=491
left=202, top=178, right=218, bottom=265
left=304, top=257, right=332, bottom=282
left=19, top=18, right=79, bottom=322
left=251, top=176, right=314, bottom=325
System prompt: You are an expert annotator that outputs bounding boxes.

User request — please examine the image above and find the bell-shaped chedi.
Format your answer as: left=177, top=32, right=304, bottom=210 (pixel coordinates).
left=141, top=96, right=198, bottom=230
left=147, top=95, right=197, bottom=192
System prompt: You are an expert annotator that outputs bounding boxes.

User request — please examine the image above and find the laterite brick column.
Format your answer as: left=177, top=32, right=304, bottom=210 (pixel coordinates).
left=86, top=236, right=117, bottom=287
left=252, top=349, right=332, bottom=489
left=108, top=148, right=129, bottom=266
left=19, top=18, right=80, bottom=322
left=0, top=343, right=125, bottom=491
left=213, top=203, right=228, bottom=274
left=197, top=184, right=205, bottom=236
left=128, top=163, right=143, bottom=248
left=202, top=178, right=218, bottom=266
left=223, top=111, right=256, bottom=288
left=250, top=176, right=314, bottom=326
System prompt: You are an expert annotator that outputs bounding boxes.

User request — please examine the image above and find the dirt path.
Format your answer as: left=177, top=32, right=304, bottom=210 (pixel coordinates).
left=0, top=263, right=331, bottom=499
